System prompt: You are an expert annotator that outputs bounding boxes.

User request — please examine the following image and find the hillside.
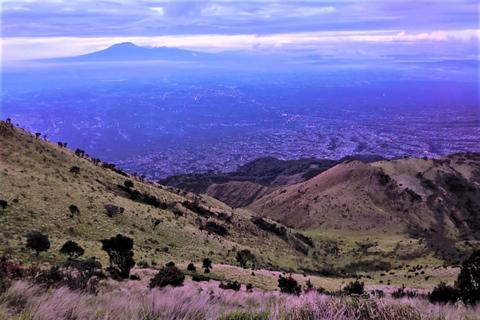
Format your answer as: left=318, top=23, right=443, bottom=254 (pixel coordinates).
left=0, top=120, right=323, bottom=272
left=250, top=155, right=480, bottom=264
left=161, top=155, right=385, bottom=207
left=2, top=119, right=479, bottom=280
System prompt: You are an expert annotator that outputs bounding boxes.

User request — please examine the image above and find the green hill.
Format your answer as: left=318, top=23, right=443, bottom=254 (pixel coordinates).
left=0, top=120, right=320, bottom=272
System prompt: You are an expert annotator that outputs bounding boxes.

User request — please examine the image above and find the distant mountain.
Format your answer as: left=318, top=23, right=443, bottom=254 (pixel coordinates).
left=42, top=42, right=218, bottom=62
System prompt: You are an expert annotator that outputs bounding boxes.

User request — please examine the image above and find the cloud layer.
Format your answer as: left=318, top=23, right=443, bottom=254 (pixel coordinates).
left=1, top=0, right=479, bottom=60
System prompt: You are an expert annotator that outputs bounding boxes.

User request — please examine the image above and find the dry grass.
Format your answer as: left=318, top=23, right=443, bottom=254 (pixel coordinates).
left=1, top=280, right=479, bottom=320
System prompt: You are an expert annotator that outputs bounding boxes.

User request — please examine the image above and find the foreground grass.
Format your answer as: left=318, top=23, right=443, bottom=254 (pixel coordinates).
left=1, top=279, right=479, bottom=320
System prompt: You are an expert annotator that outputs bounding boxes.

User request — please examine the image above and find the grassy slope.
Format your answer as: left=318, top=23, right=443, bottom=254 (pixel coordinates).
left=0, top=121, right=317, bottom=272
left=0, top=121, right=468, bottom=292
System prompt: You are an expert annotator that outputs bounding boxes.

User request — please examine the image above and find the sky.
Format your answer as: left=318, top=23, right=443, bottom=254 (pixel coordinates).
left=1, top=0, right=479, bottom=61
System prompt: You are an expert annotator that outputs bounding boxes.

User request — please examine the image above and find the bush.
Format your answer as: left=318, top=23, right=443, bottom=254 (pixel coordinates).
left=204, top=221, right=229, bottom=236
left=457, top=250, right=480, bottom=305
left=100, top=234, right=135, bottom=278
left=343, top=280, right=364, bottom=295
left=149, top=266, right=185, bottom=288
left=69, top=205, right=80, bottom=216
left=63, top=258, right=102, bottom=294
left=0, top=256, right=21, bottom=294
left=26, top=231, right=50, bottom=256
left=246, top=283, right=253, bottom=292
left=70, top=166, right=80, bottom=177
left=104, top=204, right=124, bottom=218
left=202, top=258, right=213, bottom=269
left=60, top=240, right=84, bottom=258
left=187, top=263, right=196, bottom=271
left=33, top=265, right=64, bottom=288
left=236, top=249, right=255, bottom=269
left=0, top=200, right=7, bottom=212
left=165, top=261, right=175, bottom=267
left=278, top=276, right=301, bottom=295
left=124, top=180, right=134, bottom=189
left=429, top=282, right=459, bottom=304
left=219, top=281, right=241, bottom=291
left=217, top=312, right=268, bottom=320
left=192, top=274, right=210, bottom=282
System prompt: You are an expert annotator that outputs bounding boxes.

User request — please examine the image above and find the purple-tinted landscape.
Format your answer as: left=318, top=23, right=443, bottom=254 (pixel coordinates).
left=1, top=2, right=480, bottom=320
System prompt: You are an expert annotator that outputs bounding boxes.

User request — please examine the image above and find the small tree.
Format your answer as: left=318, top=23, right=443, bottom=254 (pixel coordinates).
left=35, top=132, right=41, bottom=139
left=458, top=250, right=480, bottom=305
left=0, top=200, right=7, bottom=213
left=187, top=263, right=196, bottom=271
left=236, top=249, right=255, bottom=269
left=100, top=234, right=135, bottom=278
left=26, top=231, right=50, bottom=256
left=124, top=180, right=134, bottom=189
left=202, top=258, right=213, bottom=269
left=70, top=166, right=80, bottom=177
left=278, top=276, right=301, bottom=295
left=60, top=240, right=85, bottom=258
left=149, top=266, right=185, bottom=288
left=69, top=205, right=80, bottom=217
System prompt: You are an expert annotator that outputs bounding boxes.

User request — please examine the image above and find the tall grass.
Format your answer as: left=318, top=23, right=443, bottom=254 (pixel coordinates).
left=1, top=280, right=478, bottom=320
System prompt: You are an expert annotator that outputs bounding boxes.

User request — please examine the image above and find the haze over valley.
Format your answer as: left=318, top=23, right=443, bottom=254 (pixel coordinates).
left=3, top=45, right=479, bottom=178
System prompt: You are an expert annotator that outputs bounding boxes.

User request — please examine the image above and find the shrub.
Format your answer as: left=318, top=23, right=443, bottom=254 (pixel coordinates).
left=217, top=312, right=268, bottom=320
left=100, top=234, right=135, bottom=278
left=149, top=266, right=185, bottom=288
left=69, top=166, right=80, bottom=177
left=429, top=282, right=459, bottom=304
left=204, top=221, right=229, bottom=236
left=294, top=233, right=314, bottom=247
left=236, top=249, right=255, bottom=269
left=69, top=205, right=80, bottom=217
left=202, top=258, right=213, bottom=269
left=60, top=240, right=84, bottom=258
left=0, top=256, right=19, bottom=294
left=246, top=283, right=253, bottom=292
left=165, top=261, right=175, bottom=267
left=32, top=265, right=64, bottom=288
left=63, top=258, right=102, bottom=293
left=124, top=180, right=134, bottom=189
left=192, top=274, right=210, bottom=282
left=343, top=280, right=364, bottom=295
left=219, top=281, right=241, bottom=291
left=251, top=216, right=286, bottom=237
left=26, top=231, right=50, bottom=256
left=104, top=204, right=124, bottom=218
left=278, top=276, right=301, bottom=295
left=457, top=250, right=480, bottom=305
left=6, top=264, right=23, bottom=279
left=378, top=171, right=391, bottom=185
left=0, top=200, right=7, bottom=212
left=187, top=263, right=196, bottom=271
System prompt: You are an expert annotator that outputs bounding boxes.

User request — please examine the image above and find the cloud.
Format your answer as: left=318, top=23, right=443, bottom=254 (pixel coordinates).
left=0, top=1, right=478, bottom=60
left=2, top=29, right=478, bottom=61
